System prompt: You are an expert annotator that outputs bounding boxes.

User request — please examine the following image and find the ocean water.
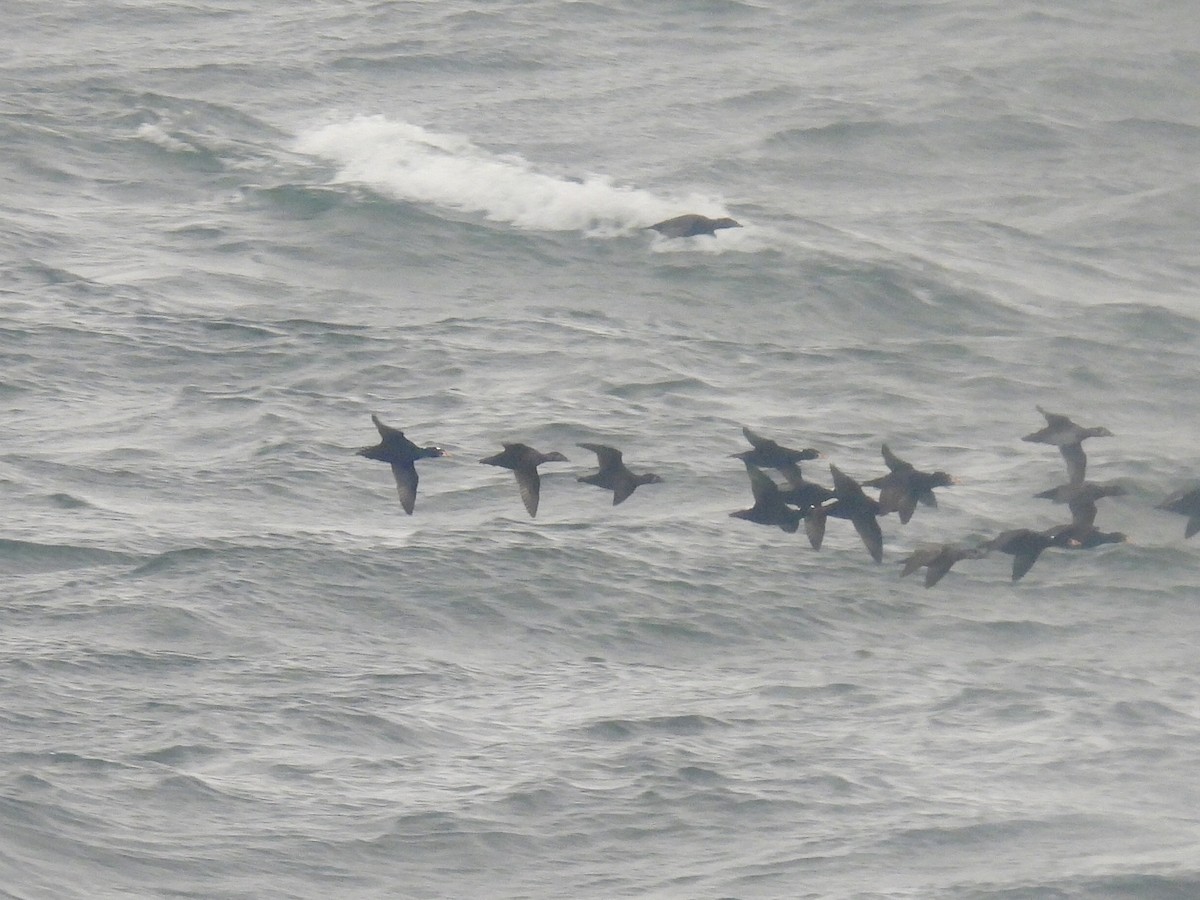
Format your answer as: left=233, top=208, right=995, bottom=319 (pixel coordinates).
left=4, top=1, right=1200, bottom=897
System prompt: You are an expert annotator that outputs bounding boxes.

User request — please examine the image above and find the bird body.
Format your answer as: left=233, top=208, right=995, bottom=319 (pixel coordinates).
left=577, top=443, right=662, bottom=505
left=900, top=543, right=988, bottom=587
left=480, top=443, right=569, bottom=517
left=1064, top=527, right=1127, bottom=549
left=730, top=463, right=802, bottom=533
left=864, top=443, right=955, bottom=523
left=807, top=465, right=884, bottom=562
left=1023, top=406, right=1113, bottom=484
left=985, top=527, right=1074, bottom=581
left=357, top=415, right=445, bottom=514
left=732, top=426, right=821, bottom=487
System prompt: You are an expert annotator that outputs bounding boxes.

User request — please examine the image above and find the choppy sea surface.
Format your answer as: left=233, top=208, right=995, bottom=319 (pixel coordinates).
left=4, top=2, right=1200, bottom=897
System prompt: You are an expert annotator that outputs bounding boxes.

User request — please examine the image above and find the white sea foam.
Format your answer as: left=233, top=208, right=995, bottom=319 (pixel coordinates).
left=295, top=115, right=732, bottom=236
left=135, top=123, right=196, bottom=153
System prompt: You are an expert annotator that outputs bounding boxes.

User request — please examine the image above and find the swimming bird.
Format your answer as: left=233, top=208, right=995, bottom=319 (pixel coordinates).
left=806, top=465, right=884, bottom=562
left=730, top=463, right=802, bottom=533
left=863, top=443, right=956, bottom=524
left=900, top=542, right=988, bottom=588
left=732, top=426, right=821, bottom=487
left=357, top=414, right=445, bottom=514
left=1022, top=406, right=1113, bottom=484
left=577, top=443, right=663, bottom=505
left=479, top=443, right=569, bottom=518
left=1157, top=486, right=1200, bottom=539
left=984, top=527, right=1075, bottom=582
left=647, top=214, right=741, bottom=238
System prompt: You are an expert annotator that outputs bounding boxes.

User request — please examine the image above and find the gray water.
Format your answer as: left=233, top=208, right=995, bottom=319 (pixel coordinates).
left=4, top=2, right=1200, bottom=897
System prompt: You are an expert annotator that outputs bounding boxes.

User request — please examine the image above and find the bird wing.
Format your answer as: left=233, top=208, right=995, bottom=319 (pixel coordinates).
left=1037, top=406, right=1072, bottom=427
left=870, top=476, right=900, bottom=513
left=579, top=443, right=623, bottom=472
left=1035, top=483, right=1070, bottom=502
left=1059, top=443, right=1087, bottom=484
left=881, top=443, right=907, bottom=473
left=742, top=426, right=775, bottom=451
left=777, top=461, right=806, bottom=488
left=514, top=467, right=542, bottom=518
left=925, top=553, right=955, bottom=587
left=896, top=490, right=919, bottom=524
left=479, top=446, right=511, bottom=468
left=901, top=545, right=937, bottom=578
left=372, top=414, right=403, bottom=439
left=745, top=463, right=781, bottom=505
left=612, top=478, right=637, bottom=506
left=851, top=512, right=884, bottom=563
left=390, top=462, right=418, bottom=515
left=1158, top=487, right=1200, bottom=514
left=805, top=506, right=827, bottom=550
left=829, top=464, right=862, bottom=499
left=1187, top=516, right=1200, bottom=539
left=1068, top=496, right=1098, bottom=529
left=1011, top=548, right=1042, bottom=581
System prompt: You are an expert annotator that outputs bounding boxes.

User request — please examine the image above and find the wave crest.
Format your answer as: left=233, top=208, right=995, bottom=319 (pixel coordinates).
left=295, top=115, right=732, bottom=235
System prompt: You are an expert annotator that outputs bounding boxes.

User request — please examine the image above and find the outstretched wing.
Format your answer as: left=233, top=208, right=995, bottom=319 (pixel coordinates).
left=1059, top=443, right=1087, bottom=484
left=390, top=462, right=418, bottom=515
left=1037, top=406, right=1072, bottom=428
left=612, top=479, right=637, bottom=506
left=579, top=442, right=623, bottom=473
left=805, top=506, right=827, bottom=550
left=742, top=426, right=775, bottom=451
left=851, top=512, right=884, bottom=563
left=1011, top=548, right=1042, bottom=581
left=925, top=554, right=955, bottom=587
left=514, top=468, right=542, bottom=518
left=881, top=443, right=908, bottom=473
left=745, top=463, right=780, bottom=505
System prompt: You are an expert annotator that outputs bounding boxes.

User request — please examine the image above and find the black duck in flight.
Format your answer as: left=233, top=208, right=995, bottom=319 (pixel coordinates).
left=357, top=414, right=445, bottom=515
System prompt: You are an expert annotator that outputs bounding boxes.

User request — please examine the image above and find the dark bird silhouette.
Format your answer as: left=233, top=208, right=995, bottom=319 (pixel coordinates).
left=479, top=443, right=569, bottom=518
left=863, top=443, right=956, bottom=523
left=778, top=479, right=836, bottom=515
left=1034, top=480, right=1127, bottom=505
left=1047, top=492, right=1128, bottom=550
left=732, top=426, right=821, bottom=487
left=357, top=414, right=445, bottom=514
left=1157, top=486, right=1200, bottom=539
left=806, top=465, right=884, bottom=562
left=730, top=463, right=802, bottom=533
left=577, top=443, right=663, bottom=505
left=1064, top=526, right=1127, bottom=550
left=1034, top=480, right=1126, bottom=533
left=984, top=527, right=1075, bottom=581
left=1022, top=406, right=1113, bottom=484
left=900, top=543, right=988, bottom=588
left=647, top=214, right=742, bottom=238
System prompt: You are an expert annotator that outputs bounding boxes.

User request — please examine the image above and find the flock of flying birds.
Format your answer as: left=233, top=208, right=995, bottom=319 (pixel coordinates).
left=357, top=408, right=1200, bottom=586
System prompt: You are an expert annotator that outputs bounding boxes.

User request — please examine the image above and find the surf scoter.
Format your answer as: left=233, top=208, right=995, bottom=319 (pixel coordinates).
left=357, top=414, right=446, bottom=514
